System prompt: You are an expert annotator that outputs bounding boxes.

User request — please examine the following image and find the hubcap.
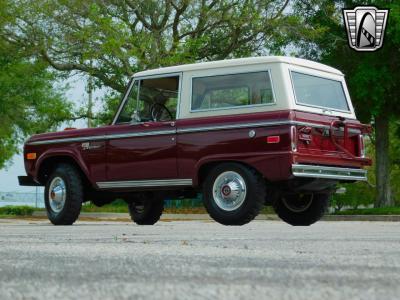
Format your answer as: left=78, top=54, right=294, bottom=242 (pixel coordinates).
left=134, top=202, right=146, bottom=214
left=212, top=171, right=247, bottom=211
left=48, top=177, right=66, bottom=213
left=282, top=194, right=313, bottom=213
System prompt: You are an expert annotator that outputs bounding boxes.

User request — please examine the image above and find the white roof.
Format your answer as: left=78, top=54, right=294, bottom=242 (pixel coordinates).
left=134, top=56, right=344, bottom=77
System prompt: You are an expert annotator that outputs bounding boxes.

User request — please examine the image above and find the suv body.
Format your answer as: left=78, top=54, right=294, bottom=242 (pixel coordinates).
left=19, top=56, right=371, bottom=226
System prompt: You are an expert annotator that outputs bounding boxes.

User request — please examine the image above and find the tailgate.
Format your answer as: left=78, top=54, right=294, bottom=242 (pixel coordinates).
left=294, top=116, right=371, bottom=163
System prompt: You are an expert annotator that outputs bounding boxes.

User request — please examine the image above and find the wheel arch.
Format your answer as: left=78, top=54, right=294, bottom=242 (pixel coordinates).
left=196, top=159, right=266, bottom=188
left=36, top=153, right=92, bottom=189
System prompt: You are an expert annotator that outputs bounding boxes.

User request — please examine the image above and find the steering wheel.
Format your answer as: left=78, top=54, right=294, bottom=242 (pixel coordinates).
left=150, top=103, right=173, bottom=121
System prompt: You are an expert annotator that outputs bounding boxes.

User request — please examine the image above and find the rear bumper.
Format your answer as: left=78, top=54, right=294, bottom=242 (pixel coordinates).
left=292, top=164, right=367, bottom=181
left=18, top=176, right=41, bottom=186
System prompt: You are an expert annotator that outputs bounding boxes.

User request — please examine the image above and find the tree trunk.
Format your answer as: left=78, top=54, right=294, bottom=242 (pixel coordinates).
left=374, top=113, right=393, bottom=207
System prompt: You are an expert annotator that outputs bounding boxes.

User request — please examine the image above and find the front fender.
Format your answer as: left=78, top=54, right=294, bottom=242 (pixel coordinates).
left=34, top=148, right=91, bottom=185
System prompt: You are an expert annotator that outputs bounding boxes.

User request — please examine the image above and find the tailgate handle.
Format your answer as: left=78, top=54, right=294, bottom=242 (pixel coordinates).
left=329, top=120, right=356, bottom=158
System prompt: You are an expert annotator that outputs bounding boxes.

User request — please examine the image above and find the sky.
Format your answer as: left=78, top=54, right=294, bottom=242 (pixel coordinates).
left=0, top=76, right=107, bottom=193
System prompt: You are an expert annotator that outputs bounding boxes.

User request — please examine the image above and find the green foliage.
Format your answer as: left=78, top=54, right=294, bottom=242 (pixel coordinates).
left=92, top=92, right=122, bottom=126
left=293, top=0, right=400, bottom=121
left=331, top=182, right=375, bottom=212
left=0, top=42, right=73, bottom=168
left=389, top=122, right=400, bottom=204
left=362, top=123, right=400, bottom=205
left=333, top=207, right=400, bottom=215
left=164, top=198, right=203, bottom=209
left=0, top=205, right=35, bottom=216
left=292, top=0, right=400, bottom=207
left=82, top=199, right=128, bottom=213
left=0, top=0, right=296, bottom=93
left=0, top=0, right=74, bottom=167
left=82, top=198, right=204, bottom=213
left=0, top=0, right=302, bottom=125
left=331, top=137, right=376, bottom=211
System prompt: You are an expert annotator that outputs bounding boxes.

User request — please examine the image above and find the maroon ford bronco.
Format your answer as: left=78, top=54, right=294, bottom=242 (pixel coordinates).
left=19, top=57, right=372, bottom=226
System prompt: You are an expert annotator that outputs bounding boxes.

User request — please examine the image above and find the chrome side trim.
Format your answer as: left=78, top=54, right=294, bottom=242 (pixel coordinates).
left=176, top=120, right=348, bottom=134
left=28, top=130, right=176, bottom=145
left=292, top=164, right=367, bottom=181
left=105, top=130, right=176, bottom=140
left=96, top=179, right=193, bottom=189
left=177, top=120, right=292, bottom=133
left=29, top=135, right=108, bottom=145
left=27, top=120, right=361, bottom=145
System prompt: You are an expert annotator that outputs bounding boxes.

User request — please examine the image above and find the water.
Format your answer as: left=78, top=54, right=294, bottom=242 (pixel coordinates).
left=0, top=191, right=45, bottom=208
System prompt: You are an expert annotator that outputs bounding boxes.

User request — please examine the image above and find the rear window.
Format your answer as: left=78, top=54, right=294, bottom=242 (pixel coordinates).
left=191, top=71, right=274, bottom=111
left=291, top=71, right=349, bottom=112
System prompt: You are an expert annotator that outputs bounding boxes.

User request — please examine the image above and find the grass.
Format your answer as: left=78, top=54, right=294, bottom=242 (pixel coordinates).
left=164, top=207, right=207, bottom=214
left=81, top=202, right=208, bottom=214
left=4, top=202, right=400, bottom=217
left=333, top=207, right=400, bottom=215
left=80, top=198, right=209, bottom=214
left=81, top=201, right=276, bottom=214
left=0, top=205, right=35, bottom=216
left=81, top=202, right=129, bottom=213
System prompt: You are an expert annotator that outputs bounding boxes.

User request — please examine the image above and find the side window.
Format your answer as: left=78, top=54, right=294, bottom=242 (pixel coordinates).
left=115, top=76, right=179, bottom=124
left=115, top=80, right=139, bottom=124
left=138, top=76, right=179, bottom=121
left=191, top=71, right=274, bottom=111
left=291, top=71, right=349, bottom=111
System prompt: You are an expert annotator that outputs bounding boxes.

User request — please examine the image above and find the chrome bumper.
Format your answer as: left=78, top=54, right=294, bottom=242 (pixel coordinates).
left=292, top=164, right=367, bottom=181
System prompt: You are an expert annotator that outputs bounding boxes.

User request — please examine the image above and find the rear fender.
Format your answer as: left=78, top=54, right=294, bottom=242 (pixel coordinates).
left=193, top=152, right=289, bottom=187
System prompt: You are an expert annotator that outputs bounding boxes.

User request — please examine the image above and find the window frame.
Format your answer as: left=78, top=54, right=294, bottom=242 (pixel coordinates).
left=111, top=77, right=135, bottom=125
left=112, top=72, right=182, bottom=125
left=289, top=69, right=351, bottom=114
left=189, top=70, right=276, bottom=113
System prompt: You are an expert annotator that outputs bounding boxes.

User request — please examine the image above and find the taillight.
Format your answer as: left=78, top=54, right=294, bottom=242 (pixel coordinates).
left=290, top=125, right=297, bottom=152
left=358, top=134, right=365, bottom=158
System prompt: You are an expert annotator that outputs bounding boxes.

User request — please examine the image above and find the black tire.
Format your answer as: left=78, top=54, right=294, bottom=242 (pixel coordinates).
left=44, top=164, right=83, bottom=225
left=128, top=193, right=164, bottom=225
left=203, top=163, right=266, bottom=226
left=273, top=193, right=330, bottom=226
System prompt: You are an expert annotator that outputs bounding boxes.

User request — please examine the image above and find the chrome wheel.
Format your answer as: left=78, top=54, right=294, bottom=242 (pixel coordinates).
left=212, top=171, right=247, bottom=211
left=282, top=194, right=313, bottom=213
left=48, top=177, right=66, bottom=213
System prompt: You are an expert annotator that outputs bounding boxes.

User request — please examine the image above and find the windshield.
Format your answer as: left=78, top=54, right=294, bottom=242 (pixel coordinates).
left=291, top=71, right=349, bottom=112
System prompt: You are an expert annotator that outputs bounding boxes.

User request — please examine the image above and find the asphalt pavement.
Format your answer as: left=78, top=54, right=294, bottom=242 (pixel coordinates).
left=0, top=219, right=399, bottom=300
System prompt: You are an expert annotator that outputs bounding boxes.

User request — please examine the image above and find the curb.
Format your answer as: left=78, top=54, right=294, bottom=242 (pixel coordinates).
left=31, top=211, right=400, bottom=222
left=322, top=215, right=400, bottom=222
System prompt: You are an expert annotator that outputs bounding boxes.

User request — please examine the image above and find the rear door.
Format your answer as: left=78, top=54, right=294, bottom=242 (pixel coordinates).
left=294, top=112, right=366, bottom=159
left=289, top=68, right=367, bottom=160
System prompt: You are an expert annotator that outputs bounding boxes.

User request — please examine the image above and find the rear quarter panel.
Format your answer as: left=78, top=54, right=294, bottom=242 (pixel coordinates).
left=176, top=111, right=294, bottom=186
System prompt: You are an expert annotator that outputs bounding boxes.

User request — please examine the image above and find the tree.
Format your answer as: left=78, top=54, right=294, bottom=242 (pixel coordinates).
left=293, top=0, right=400, bottom=207
left=0, top=0, right=293, bottom=94
left=0, top=0, right=74, bottom=168
left=0, top=40, right=73, bottom=168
